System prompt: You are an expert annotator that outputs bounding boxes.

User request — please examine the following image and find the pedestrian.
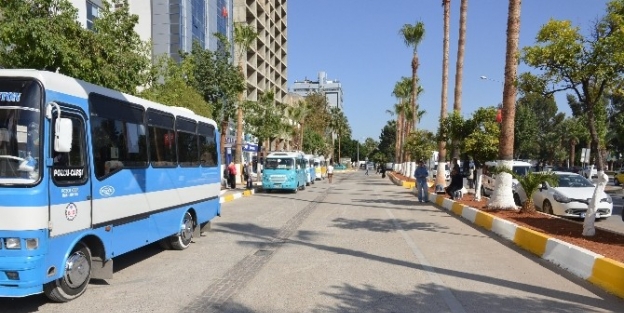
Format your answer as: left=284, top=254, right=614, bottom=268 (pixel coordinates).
left=365, top=164, right=369, bottom=176
left=467, top=167, right=474, bottom=189
left=380, top=165, right=386, bottom=179
left=242, top=161, right=249, bottom=188
left=246, top=161, right=254, bottom=189
left=414, top=160, right=429, bottom=203
left=327, top=161, right=334, bottom=183
left=227, top=161, right=237, bottom=189
left=223, top=166, right=230, bottom=189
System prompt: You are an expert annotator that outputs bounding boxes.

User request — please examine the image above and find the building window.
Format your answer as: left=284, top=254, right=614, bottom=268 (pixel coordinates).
left=191, top=0, right=206, bottom=48
left=86, top=1, right=101, bottom=30
left=217, top=0, right=228, bottom=39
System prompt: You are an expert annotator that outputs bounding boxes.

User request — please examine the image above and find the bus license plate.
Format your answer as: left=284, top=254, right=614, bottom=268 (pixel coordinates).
left=274, top=184, right=281, bottom=188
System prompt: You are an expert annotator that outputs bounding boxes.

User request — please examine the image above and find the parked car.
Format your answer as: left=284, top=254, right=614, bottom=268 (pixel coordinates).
left=432, top=163, right=450, bottom=181
left=614, top=167, right=624, bottom=185
left=481, top=160, right=532, bottom=197
left=518, top=171, right=612, bottom=219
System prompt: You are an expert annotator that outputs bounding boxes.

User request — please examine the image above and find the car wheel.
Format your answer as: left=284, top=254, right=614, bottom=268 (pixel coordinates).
left=542, top=200, right=554, bottom=215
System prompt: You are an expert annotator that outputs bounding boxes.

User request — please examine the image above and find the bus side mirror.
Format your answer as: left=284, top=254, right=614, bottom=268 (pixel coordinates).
left=54, top=117, right=73, bottom=153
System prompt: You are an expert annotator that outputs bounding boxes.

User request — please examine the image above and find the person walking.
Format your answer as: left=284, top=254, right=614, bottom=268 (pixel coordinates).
left=227, top=161, right=237, bottom=189
left=414, top=160, right=429, bottom=203
left=467, top=166, right=474, bottom=189
left=245, top=161, right=254, bottom=189
left=365, top=164, right=369, bottom=176
left=327, top=162, right=334, bottom=183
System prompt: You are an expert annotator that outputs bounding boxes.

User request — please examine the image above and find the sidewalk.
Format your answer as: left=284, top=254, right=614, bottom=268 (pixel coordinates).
left=220, top=181, right=263, bottom=203
left=386, top=171, right=624, bottom=300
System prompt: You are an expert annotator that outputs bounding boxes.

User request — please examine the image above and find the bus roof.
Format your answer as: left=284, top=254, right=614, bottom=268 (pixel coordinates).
left=0, top=69, right=217, bottom=128
left=267, top=151, right=304, bottom=158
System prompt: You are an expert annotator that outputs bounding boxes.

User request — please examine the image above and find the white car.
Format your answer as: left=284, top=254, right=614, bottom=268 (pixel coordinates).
left=432, top=163, right=450, bottom=181
left=482, top=160, right=532, bottom=198
left=519, top=171, right=613, bottom=219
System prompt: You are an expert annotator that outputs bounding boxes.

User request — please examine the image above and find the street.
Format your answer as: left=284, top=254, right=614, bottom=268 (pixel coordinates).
left=1, top=171, right=623, bottom=312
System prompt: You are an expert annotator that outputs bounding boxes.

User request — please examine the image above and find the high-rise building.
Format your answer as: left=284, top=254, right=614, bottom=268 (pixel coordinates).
left=233, top=0, right=288, bottom=104
left=70, top=0, right=234, bottom=62
left=291, top=71, right=344, bottom=110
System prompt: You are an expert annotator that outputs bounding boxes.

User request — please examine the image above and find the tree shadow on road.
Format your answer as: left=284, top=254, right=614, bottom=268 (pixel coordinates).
left=330, top=217, right=448, bottom=233
left=317, top=282, right=618, bottom=313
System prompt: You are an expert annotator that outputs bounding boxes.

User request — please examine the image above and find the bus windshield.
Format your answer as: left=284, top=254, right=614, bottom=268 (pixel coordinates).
left=265, top=157, right=294, bottom=170
left=0, top=79, right=42, bottom=185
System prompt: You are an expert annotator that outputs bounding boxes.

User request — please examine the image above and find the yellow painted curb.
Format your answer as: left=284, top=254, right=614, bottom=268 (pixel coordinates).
left=451, top=202, right=464, bottom=216
left=403, top=181, right=415, bottom=189
left=222, top=194, right=235, bottom=203
left=474, top=211, right=494, bottom=230
left=589, top=257, right=624, bottom=299
left=243, top=190, right=253, bottom=196
left=435, top=195, right=445, bottom=206
left=513, top=227, right=548, bottom=257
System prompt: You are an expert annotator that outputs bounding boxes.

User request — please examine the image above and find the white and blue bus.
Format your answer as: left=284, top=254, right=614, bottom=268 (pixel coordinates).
left=0, top=69, right=221, bottom=302
left=303, top=154, right=316, bottom=185
left=262, top=151, right=307, bottom=193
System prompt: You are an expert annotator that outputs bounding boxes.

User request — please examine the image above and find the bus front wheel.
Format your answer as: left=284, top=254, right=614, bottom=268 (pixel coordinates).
left=44, top=242, right=92, bottom=302
left=170, top=211, right=194, bottom=250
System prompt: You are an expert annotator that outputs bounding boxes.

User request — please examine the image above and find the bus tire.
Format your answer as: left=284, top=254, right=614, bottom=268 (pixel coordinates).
left=44, top=242, right=92, bottom=302
left=170, top=211, right=194, bottom=250
left=157, top=238, right=172, bottom=250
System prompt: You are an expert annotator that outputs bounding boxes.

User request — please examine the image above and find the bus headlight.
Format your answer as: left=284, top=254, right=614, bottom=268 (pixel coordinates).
left=4, top=238, right=21, bottom=249
left=25, top=238, right=39, bottom=250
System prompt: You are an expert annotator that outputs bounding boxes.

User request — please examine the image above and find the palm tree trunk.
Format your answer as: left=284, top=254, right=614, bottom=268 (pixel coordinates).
left=412, top=56, right=420, bottom=130
left=436, top=0, right=451, bottom=189
left=489, top=0, right=521, bottom=209
left=451, top=0, right=468, bottom=159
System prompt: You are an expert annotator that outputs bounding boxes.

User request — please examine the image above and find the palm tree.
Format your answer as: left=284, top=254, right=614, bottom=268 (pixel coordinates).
left=233, top=23, right=258, bottom=171
left=451, top=0, right=468, bottom=159
left=488, top=0, right=522, bottom=209
left=399, top=21, right=425, bottom=131
left=436, top=0, right=451, bottom=189
left=391, top=77, right=412, bottom=168
left=287, top=100, right=311, bottom=150
left=328, top=107, right=350, bottom=162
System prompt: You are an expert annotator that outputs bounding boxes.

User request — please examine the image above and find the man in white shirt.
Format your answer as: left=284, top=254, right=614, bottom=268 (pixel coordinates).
left=327, top=162, right=334, bottom=183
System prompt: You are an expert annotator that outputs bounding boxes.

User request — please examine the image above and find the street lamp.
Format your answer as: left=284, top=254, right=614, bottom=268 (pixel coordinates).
left=479, top=75, right=503, bottom=85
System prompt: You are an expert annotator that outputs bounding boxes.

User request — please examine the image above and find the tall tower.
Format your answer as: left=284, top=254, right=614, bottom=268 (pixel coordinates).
left=232, top=0, right=288, bottom=104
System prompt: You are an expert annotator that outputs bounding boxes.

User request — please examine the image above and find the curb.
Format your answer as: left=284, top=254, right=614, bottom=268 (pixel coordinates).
left=219, top=188, right=257, bottom=203
left=387, top=172, right=624, bottom=299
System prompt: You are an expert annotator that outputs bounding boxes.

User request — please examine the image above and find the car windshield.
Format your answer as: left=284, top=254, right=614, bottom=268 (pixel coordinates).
left=512, top=166, right=531, bottom=176
left=265, top=157, right=294, bottom=170
left=556, top=174, right=594, bottom=188
left=0, top=79, right=42, bottom=185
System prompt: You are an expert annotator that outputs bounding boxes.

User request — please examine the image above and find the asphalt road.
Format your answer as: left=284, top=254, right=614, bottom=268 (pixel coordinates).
left=1, top=171, right=623, bottom=312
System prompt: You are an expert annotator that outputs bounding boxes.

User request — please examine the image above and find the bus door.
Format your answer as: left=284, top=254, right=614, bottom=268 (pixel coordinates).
left=48, top=107, right=92, bottom=237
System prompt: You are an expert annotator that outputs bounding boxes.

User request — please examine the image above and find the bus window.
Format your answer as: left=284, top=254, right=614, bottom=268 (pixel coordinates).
left=176, top=117, right=199, bottom=167
left=147, top=109, right=176, bottom=167
left=90, top=94, right=148, bottom=179
left=52, top=113, right=87, bottom=185
left=198, top=122, right=217, bottom=167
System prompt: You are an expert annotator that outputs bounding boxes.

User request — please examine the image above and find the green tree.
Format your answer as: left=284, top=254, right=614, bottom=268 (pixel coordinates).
left=463, top=107, right=500, bottom=200
left=399, top=21, right=425, bottom=131
left=302, top=131, right=326, bottom=156
left=522, top=0, right=624, bottom=236
left=404, top=130, right=436, bottom=164
left=377, top=120, right=397, bottom=164
left=185, top=40, right=245, bottom=164
left=0, top=0, right=151, bottom=94
left=141, top=55, right=211, bottom=118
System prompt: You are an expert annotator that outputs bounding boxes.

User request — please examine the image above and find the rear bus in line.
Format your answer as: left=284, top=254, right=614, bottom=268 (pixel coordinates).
left=261, top=151, right=307, bottom=193
left=0, top=69, right=221, bottom=302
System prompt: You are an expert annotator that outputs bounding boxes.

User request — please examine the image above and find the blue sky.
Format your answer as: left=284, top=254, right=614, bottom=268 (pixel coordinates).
left=286, top=0, right=610, bottom=142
